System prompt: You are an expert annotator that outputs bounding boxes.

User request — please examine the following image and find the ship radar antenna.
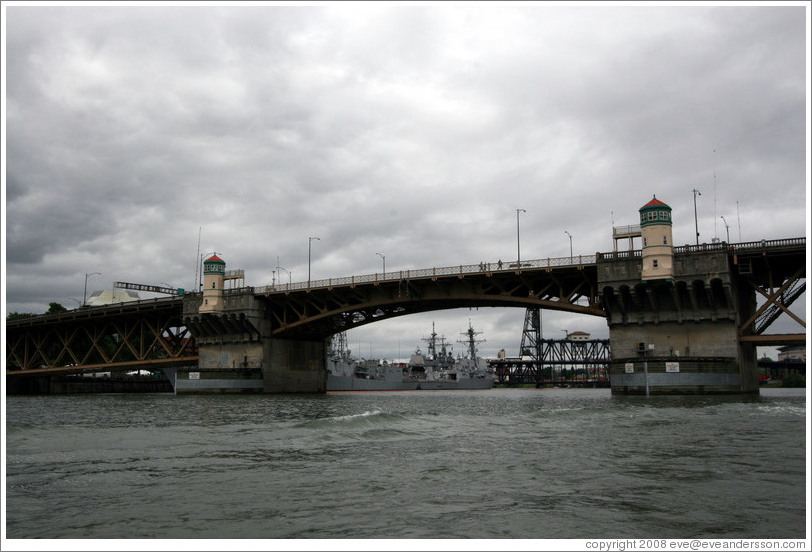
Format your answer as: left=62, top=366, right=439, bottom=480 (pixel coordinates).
left=458, top=319, right=485, bottom=360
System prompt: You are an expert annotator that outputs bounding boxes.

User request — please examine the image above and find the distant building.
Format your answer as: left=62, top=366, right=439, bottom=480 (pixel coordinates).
left=85, top=290, right=140, bottom=306
left=777, top=345, right=805, bottom=362
left=567, top=331, right=590, bottom=341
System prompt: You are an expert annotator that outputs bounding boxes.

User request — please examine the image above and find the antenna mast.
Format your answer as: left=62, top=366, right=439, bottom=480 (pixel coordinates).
left=194, top=226, right=201, bottom=290
left=713, top=149, right=718, bottom=241
left=458, top=319, right=485, bottom=360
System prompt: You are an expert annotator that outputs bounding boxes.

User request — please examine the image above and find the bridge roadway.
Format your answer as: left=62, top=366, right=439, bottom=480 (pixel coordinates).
left=6, top=237, right=806, bottom=377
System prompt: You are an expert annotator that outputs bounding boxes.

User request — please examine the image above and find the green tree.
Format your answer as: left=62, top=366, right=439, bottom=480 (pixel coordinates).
left=46, top=302, right=68, bottom=314
left=6, top=312, right=35, bottom=321
left=781, top=373, right=806, bottom=388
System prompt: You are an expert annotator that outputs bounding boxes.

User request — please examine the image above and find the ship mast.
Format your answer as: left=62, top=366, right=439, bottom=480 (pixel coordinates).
left=422, top=322, right=453, bottom=366
left=458, top=319, right=485, bottom=360
left=330, top=331, right=349, bottom=358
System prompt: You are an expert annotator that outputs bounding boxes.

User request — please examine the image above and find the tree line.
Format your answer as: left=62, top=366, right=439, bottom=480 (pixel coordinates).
left=6, top=302, right=69, bottom=321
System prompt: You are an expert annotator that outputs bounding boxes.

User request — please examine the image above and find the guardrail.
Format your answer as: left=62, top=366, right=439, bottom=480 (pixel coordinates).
left=597, top=237, right=805, bottom=260
left=6, top=295, right=183, bottom=326
left=255, top=254, right=597, bottom=294
left=612, top=224, right=641, bottom=236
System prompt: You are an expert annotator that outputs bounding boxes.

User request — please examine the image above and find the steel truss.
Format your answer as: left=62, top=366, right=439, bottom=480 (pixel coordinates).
left=6, top=300, right=197, bottom=374
left=732, top=243, right=806, bottom=345
left=491, top=338, right=611, bottom=385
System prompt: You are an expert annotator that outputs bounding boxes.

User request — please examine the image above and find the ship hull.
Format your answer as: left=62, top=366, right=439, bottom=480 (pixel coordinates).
left=327, top=374, right=419, bottom=392
left=327, top=374, right=495, bottom=392
left=163, top=367, right=264, bottom=394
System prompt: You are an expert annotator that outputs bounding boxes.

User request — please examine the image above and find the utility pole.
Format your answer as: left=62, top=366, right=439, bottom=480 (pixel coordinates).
left=516, top=208, right=526, bottom=266
left=692, top=188, right=701, bottom=245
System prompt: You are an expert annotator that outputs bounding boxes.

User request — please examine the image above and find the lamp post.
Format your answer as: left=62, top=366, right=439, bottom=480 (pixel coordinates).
left=720, top=216, right=730, bottom=243
left=692, top=188, right=702, bottom=245
left=308, top=236, right=320, bottom=287
left=564, top=230, right=572, bottom=258
left=83, top=272, right=101, bottom=306
left=561, top=329, right=568, bottom=340
left=375, top=252, right=386, bottom=278
left=736, top=201, right=742, bottom=241
left=277, top=266, right=291, bottom=289
left=516, top=208, right=526, bottom=266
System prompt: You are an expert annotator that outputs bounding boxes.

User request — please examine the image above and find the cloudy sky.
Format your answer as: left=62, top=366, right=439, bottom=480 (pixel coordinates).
left=3, top=2, right=809, bottom=361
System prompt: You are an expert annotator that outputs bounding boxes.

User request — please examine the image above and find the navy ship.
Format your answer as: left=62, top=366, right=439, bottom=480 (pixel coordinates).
left=327, top=322, right=495, bottom=392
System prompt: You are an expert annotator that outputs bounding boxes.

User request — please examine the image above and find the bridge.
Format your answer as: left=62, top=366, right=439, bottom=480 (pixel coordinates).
left=6, top=236, right=806, bottom=395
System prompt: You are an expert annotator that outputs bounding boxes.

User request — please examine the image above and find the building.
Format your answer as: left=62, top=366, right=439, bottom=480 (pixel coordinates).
left=85, top=290, right=140, bottom=306
left=777, top=345, right=805, bottom=363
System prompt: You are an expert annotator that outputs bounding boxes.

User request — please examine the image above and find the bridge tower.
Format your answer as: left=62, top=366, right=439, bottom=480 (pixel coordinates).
left=639, top=196, right=674, bottom=282
left=200, top=254, right=225, bottom=313
left=177, top=253, right=327, bottom=394
left=599, top=195, right=761, bottom=395
left=519, top=308, right=543, bottom=383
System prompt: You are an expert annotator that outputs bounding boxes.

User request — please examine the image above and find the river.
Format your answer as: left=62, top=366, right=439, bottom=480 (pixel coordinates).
left=4, top=387, right=807, bottom=543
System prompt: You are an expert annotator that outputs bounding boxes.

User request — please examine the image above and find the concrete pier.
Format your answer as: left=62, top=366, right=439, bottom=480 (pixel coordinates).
left=181, top=290, right=326, bottom=394
left=598, top=249, right=758, bottom=395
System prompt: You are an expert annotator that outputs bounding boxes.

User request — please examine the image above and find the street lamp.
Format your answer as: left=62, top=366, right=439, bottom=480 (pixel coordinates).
left=375, top=252, right=386, bottom=278
left=692, top=188, right=702, bottom=245
left=720, top=216, right=730, bottom=243
left=277, top=266, right=292, bottom=288
left=516, top=208, right=526, bottom=266
left=736, top=201, right=742, bottom=242
left=564, top=230, right=572, bottom=258
left=83, top=272, right=101, bottom=306
left=308, top=236, right=320, bottom=286
left=561, top=329, right=569, bottom=340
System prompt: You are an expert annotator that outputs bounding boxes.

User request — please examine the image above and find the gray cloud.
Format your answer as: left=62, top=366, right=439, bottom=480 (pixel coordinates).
left=4, top=3, right=807, bottom=359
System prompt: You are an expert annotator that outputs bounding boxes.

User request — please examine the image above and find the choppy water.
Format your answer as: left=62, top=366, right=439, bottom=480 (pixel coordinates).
left=4, top=388, right=808, bottom=540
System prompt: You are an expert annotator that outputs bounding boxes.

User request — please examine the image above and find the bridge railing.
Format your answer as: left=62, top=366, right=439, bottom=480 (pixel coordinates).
left=597, top=236, right=806, bottom=260
left=255, top=254, right=598, bottom=294
left=6, top=295, right=184, bottom=326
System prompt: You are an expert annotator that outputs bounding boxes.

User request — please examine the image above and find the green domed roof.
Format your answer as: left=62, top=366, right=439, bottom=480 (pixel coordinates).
left=203, top=254, right=226, bottom=274
left=639, top=196, right=672, bottom=226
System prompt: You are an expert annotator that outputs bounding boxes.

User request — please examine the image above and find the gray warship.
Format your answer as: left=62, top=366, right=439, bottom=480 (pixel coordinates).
left=326, top=321, right=495, bottom=392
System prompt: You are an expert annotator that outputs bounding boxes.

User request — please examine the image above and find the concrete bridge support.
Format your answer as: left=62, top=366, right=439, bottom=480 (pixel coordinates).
left=599, top=250, right=759, bottom=395
left=263, top=337, right=327, bottom=393
left=180, top=291, right=326, bottom=393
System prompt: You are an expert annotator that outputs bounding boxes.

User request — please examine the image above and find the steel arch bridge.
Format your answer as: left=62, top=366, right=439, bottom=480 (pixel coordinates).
left=252, top=255, right=605, bottom=340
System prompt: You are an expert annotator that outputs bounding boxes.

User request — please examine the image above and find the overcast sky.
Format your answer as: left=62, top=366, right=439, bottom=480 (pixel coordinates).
left=3, top=2, right=809, bottom=361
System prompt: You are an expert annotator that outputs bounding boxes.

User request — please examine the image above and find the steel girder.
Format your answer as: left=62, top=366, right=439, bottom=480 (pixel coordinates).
left=6, top=299, right=197, bottom=375
left=490, top=338, right=610, bottom=384
left=258, top=265, right=605, bottom=340
left=732, top=244, right=806, bottom=344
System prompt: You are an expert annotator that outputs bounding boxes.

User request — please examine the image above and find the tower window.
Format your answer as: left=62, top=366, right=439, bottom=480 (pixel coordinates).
left=643, top=237, right=647, bottom=246
left=653, top=260, right=659, bottom=268
left=663, top=235, right=668, bottom=244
